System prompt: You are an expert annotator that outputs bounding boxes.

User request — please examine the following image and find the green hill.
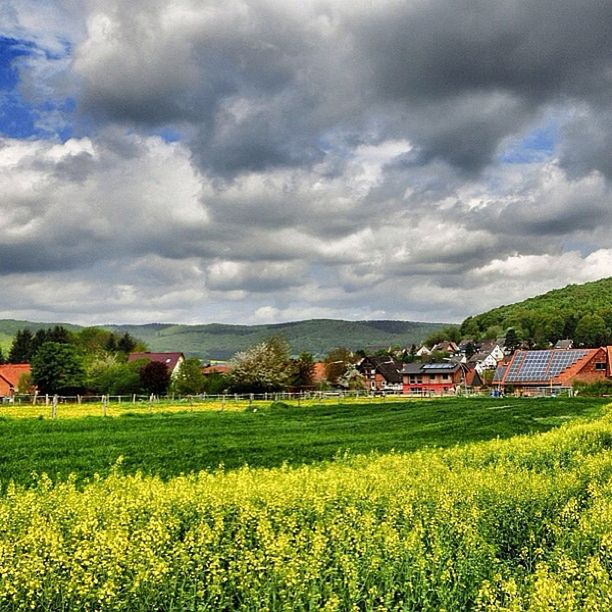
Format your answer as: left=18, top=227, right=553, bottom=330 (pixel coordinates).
left=460, top=277, right=612, bottom=345
left=0, top=318, right=446, bottom=360
left=107, top=319, right=446, bottom=360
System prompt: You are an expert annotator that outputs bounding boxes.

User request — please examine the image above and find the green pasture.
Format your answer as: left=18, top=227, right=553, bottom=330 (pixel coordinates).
left=0, top=396, right=606, bottom=487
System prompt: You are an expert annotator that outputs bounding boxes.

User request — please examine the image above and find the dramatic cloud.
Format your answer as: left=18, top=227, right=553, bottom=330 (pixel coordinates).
left=0, top=0, right=611, bottom=326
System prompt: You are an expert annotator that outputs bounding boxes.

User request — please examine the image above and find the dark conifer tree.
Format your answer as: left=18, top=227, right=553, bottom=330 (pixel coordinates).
left=117, top=333, right=137, bottom=354
left=8, top=329, right=34, bottom=363
left=104, top=334, right=118, bottom=353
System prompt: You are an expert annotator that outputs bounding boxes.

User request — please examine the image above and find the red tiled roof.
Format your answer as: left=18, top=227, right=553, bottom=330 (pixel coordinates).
left=607, top=346, right=612, bottom=378
left=202, top=364, right=232, bottom=375
left=0, top=364, right=31, bottom=395
left=0, top=364, right=31, bottom=387
left=128, top=352, right=184, bottom=372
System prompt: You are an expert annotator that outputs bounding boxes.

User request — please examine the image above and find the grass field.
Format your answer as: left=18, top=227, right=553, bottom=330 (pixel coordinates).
left=0, top=399, right=611, bottom=609
left=0, top=396, right=606, bottom=487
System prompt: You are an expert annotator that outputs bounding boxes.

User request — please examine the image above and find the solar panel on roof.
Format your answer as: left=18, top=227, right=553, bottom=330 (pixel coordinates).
left=504, top=349, right=590, bottom=383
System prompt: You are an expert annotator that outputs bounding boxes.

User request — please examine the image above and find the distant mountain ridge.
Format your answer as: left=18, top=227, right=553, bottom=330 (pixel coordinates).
left=0, top=318, right=447, bottom=360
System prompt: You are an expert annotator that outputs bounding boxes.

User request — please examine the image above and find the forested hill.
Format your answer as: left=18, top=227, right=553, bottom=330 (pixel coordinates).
left=108, top=319, right=447, bottom=360
left=0, top=319, right=447, bottom=360
left=460, top=277, right=612, bottom=345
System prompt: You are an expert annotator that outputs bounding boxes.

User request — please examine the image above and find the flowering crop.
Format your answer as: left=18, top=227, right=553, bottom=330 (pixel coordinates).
left=0, top=406, right=611, bottom=609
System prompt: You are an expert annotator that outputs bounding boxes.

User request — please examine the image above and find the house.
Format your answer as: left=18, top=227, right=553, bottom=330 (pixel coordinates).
left=468, top=342, right=505, bottom=374
left=401, top=362, right=463, bottom=395
left=128, top=352, right=185, bottom=378
left=493, top=348, right=609, bottom=395
left=415, top=345, right=432, bottom=357
left=0, top=364, right=31, bottom=397
left=357, top=356, right=403, bottom=392
left=464, top=366, right=484, bottom=392
left=431, top=341, right=459, bottom=355
left=554, top=339, right=574, bottom=350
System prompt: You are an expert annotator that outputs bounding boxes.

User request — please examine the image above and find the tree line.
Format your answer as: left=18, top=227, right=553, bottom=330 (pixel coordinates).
left=0, top=326, right=369, bottom=397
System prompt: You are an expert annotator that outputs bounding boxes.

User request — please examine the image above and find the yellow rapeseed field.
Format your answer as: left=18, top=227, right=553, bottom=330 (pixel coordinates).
left=0, top=407, right=611, bottom=610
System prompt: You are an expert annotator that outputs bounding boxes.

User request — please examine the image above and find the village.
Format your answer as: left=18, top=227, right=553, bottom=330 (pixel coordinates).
left=1, top=333, right=611, bottom=401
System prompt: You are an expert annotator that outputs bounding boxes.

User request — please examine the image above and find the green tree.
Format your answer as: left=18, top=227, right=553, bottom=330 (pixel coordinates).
left=104, top=334, right=118, bottom=353
left=8, top=329, right=34, bottom=363
left=504, top=328, right=520, bottom=352
left=16, top=372, right=32, bottom=394
left=117, top=333, right=138, bottom=355
left=0, top=346, right=4, bottom=365
left=31, top=342, right=85, bottom=394
left=574, top=314, right=608, bottom=347
left=171, top=358, right=205, bottom=395
left=139, top=361, right=171, bottom=395
left=202, top=372, right=228, bottom=395
left=291, top=352, right=315, bottom=389
left=85, top=354, right=143, bottom=395
left=76, top=327, right=116, bottom=355
left=324, top=347, right=354, bottom=385
left=229, top=337, right=292, bottom=393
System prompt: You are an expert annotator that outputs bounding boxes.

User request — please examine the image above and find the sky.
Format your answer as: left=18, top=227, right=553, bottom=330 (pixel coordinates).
left=0, top=0, right=611, bottom=326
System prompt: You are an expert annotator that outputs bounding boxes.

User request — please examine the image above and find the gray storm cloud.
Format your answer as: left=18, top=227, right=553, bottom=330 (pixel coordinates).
left=0, top=0, right=611, bottom=324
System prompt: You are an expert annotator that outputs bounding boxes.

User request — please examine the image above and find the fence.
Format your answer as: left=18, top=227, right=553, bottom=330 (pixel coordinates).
left=5, top=389, right=420, bottom=406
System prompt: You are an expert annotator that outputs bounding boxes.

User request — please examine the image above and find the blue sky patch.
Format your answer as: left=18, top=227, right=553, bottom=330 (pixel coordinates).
left=0, top=35, right=73, bottom=140
left=500, top=123, right=557, bottom=164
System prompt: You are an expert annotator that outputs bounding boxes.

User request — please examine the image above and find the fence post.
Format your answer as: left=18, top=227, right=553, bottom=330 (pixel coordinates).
left=33, top=391, right=38, bottom=405
left=102, top=395, right=108, bottom=417
left=51, top=395, right=58, bottom=419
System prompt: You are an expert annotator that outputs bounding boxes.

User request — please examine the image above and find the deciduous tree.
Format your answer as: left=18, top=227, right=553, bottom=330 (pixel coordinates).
left=139, top=361, right=171, bottom=395
left=31, top=342, right=85, bottom=394
left=171, top=358, right=205, bottom=395
left=229, top=337, right=292, bottom=393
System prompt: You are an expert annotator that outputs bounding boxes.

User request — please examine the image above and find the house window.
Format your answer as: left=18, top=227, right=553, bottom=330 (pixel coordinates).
left=595, top=362, right=606, bottom=371
left=429, top=374, right=435, bottom=380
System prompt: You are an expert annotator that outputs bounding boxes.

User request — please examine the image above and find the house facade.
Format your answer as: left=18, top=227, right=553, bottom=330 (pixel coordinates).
left=401, top=362, right=463, bottom=395
left=469, top=342, right=505, bottom=374
left=357, top=356, right=403, bottom=392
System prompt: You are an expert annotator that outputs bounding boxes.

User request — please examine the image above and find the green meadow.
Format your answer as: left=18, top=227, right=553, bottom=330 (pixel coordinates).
left=0, top=396, right=606, bottom=487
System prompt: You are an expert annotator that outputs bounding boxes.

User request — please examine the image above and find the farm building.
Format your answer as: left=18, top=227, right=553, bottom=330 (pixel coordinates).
left=493, top=348, right=610, bottom=395
left=0, top=364, right=31, bottom=397
left=128, top=352, right=185, bottom=378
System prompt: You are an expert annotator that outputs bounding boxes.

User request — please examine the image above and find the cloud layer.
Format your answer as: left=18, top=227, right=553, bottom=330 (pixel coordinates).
left=0, top=0, right=611, bottom=325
